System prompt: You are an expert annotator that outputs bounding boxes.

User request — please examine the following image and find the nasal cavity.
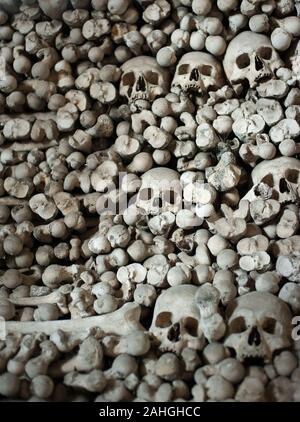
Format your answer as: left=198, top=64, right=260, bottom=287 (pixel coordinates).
left=167, top=323, right=180, bottom=342
left=153, top=196, right=163, bottom=209
left=255, top=55, right=264, bottom=71
left=136, top=75, right=146, bottom=91
left=248, top=326, right=261, bottom=346
left=279, top=177, right=289, bottom=193
left=189, top=68, right=199, bottom=81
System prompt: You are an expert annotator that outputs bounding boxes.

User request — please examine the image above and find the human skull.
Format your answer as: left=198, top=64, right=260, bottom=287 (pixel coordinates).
left=223, top=31, right=283, bottom=92
left=119, top=56, right=169, bottom=104
left=135, top=167, right=182, bottom=216
left=243, top=157, right=300, bottom=204
left=149, top=285, right=204, bottom=354
left=225, top=292, right=292, bottom=363
left=171, top=52, right=225, bottom=96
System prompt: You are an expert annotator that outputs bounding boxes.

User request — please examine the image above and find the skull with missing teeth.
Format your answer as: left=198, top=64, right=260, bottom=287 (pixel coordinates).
left=223, top=31, right=283, bottom=93
left=243, top=157, right=300, bottom=204
left=150, top=285, right=204, bottom=354
left=225, top=292, right=291, bottom=363
left=171, top=52, right=224, bottom=96
left=135, top=168, right=182, bottom=216
left=120, top=56, right=169, bottom=104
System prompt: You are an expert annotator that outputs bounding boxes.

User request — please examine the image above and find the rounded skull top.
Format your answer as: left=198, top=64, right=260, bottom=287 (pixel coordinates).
left=1, top=0, right=300, bottom=404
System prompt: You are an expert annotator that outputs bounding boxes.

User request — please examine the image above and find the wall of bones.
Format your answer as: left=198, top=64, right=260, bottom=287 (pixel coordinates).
left=0, top=0, right=300, bottom=402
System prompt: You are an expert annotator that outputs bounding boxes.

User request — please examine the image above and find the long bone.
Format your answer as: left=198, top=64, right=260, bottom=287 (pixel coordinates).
left=9, top=289, right=69, bottom=314
left=0, top=112, right=56, bottom=124
left=4, top=302, right=143, bottom=337
left=0, top=197, right=27, bottom=206
left=3, top=141, right=58, bottom=152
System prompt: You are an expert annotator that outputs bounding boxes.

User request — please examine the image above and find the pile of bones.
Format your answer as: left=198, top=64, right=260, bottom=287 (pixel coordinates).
left=0, top=0, right=300, bottom=402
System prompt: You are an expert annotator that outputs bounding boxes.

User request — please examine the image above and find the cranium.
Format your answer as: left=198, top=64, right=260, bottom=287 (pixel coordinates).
left=149, top=285, right=204, bottom=354
left=171, top=52, right=225, bottom=96
left=225, top=292, right=292, bottom=363
left=119, top=56, right=169, bottom=104
left=134, top=167, right=182, bottom=216
left=223, top=31, right=283, bottom=92
left=243, top=157, right=300, bottom=204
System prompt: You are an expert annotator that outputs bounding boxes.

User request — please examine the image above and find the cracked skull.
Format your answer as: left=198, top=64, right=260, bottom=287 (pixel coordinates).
left=223, top=31, right=283, bottom=92
left=135, top=167, right=182, bottom=216
left=171, top=52, right=224, bottom=96
left=243, top=156, right=300, bottom=203
left=150, top=285, right=204, bottom=354
left=225, top=292, right=292, bottom=363
left=120, top=56, right=169, bottom=104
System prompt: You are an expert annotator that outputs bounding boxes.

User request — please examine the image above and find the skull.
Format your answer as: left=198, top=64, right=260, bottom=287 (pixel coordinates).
left=135, top=167, right=182, bottom=216
left=223, top=31, right=283, bottom=92
left=171, top=52, right=224, bottom=97
left=119, top=56, right=169, bottom=104
left=150, top=285, right=204, bottom=354
left=243, top=157, right=300, bottom=204
left=225, top=292, right=292, bottom=363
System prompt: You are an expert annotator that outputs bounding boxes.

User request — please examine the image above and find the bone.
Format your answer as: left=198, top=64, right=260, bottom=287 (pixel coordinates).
left=120, top=56, right=169, bottom=104
left=49, top=335, right=104, bottom=377
left=102, top=331, right=150, bottom=357
left=195, top=283, right=221, bottom=319
left=4, top=303, right=143, bottom=336
left=0, top=112, right=56, bottom=124
left=225, top=291, right=292, bottom=363
left=149, top=284, right=204, bottom=354
left=276, top=254, right=300, bottom=282
left=223, top=31, right=283, bottom=93
left=0, top=0, right=299, bottom=404
left=9, top=289, right=68, bottom=314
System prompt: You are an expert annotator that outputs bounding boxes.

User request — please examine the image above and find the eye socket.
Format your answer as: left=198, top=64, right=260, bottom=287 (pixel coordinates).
left=178, top=64, right=190, bottom=75
left=236, top=53, right=250, bottom=69
left=230, top=317, right=247, bottom=333
left=257, top=46, right=272, bottom=60
left=156, top=312, right=172, bottom=328
left=199, top=64, right=213, bottom=76
left=260, top=173, right=274, bottom=187
left=261, top=317, right=277, bottom=334
left=122, top=72, right=135, bottom=85
left=164, top=189, right=178, bottom=205
left=183, top=317, right=198, bottom=337
left=285, top=169, right=299, bottom=184
left=139, top=188, right=153, bottom=201
left=145, top=71, right=159, bottom=85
